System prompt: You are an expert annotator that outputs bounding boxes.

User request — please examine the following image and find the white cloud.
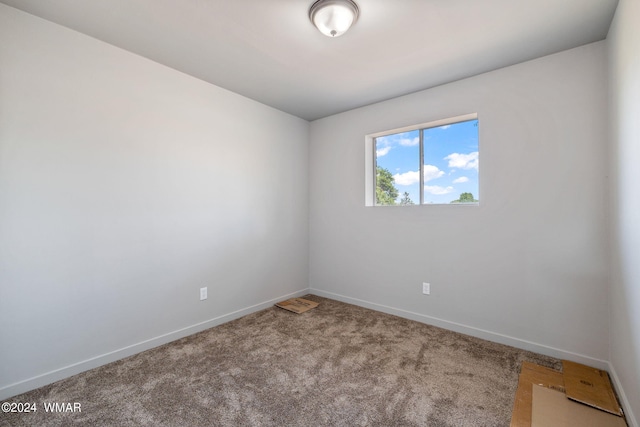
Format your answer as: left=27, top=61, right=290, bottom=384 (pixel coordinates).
left=376, top=146, right=391, bottom=157
left=440, top=125, right=451, bottom=130
left=399, top=137, right=419, bottom=147
left=424, top=185, right=455, bottom=195
left=453, top=176, right=469, bottom=184
left=424, top=165, right=444, bottom=182
left=392, top=165, right=444, bottom=186
left=393, top=170, right=419, bottom=186
left=445, top=152, right=479, bottom=170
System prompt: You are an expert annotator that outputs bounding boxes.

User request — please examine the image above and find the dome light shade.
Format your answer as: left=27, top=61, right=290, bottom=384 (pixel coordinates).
left=309, top=0, right=359, bottom=37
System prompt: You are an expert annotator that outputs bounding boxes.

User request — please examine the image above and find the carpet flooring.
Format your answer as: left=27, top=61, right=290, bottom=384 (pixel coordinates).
left=1, top=295, right=561, bottom=426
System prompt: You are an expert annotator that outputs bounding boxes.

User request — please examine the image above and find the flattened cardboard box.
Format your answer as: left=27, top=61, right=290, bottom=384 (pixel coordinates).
left=511, top=362, right=565, bottom=427
left=562, top=360, right=623, bottom=416
left=275, top=298, right=319, bottom=314
left=532, top=385, right=626, bottom=427
left=510, top=361, right=626, bottom=427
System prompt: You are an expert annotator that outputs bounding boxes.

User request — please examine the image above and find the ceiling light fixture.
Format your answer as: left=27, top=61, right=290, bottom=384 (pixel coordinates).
left=309, top=0, right=359, bottom=38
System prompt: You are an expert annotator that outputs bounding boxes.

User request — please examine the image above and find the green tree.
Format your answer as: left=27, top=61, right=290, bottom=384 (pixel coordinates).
left=450, top=192, right=478, bottom=203
left=376, top=166, right=398, bottom=205
left=400, top=192, right=415, bottom=205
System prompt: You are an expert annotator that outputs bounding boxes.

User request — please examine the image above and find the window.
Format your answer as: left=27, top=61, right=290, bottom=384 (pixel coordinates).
left=365, top=114, right=479, bottom=206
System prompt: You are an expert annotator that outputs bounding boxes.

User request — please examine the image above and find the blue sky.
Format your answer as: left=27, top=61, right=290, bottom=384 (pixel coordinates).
left=375, top=119, right=479, bottom=204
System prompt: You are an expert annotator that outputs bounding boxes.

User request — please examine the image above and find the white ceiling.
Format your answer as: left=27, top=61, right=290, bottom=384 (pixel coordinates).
left=1, top=0, right=619, bottom=121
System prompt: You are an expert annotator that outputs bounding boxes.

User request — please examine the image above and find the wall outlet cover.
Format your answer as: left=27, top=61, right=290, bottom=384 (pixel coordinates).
left=422, top=283, right=430, bottom=295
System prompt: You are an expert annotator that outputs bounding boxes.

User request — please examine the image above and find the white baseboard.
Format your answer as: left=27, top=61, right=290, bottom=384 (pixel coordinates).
left=608, top=362, right=639, bottom=427
left=310, top=288, right=610, bottom=370
left=0, top=288, right=309, bottom=400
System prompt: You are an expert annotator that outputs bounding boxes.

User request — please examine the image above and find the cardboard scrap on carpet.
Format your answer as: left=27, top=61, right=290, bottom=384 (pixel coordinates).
left=511, top=362, right=565, bottom=427
left=510, top=361, right=626, bottom=427
left=532, top=385, right=626, bottom=427
left=562, top=360, right=623, bottom=416
left=275, top=298, right=319, bottom=314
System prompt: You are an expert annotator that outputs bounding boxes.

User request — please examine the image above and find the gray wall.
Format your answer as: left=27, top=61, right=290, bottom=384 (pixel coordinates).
left=608, top=0, right=640, bottom=424
left=310, top=42, right=610, bottom=366
left=0, top=4, right=309, bottom=397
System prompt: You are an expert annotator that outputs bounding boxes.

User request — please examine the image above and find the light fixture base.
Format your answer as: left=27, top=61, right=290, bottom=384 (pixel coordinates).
left=309, top=0, right=359, bottom=38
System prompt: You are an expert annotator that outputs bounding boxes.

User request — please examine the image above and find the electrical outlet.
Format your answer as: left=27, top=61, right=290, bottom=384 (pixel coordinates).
left=200, top=287, right=208, bottom=301
left=422, top=282, right=430, bottom=295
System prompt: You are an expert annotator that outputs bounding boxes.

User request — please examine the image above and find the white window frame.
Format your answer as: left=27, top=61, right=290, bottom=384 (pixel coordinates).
left=365, top=113, right=478, bottom=207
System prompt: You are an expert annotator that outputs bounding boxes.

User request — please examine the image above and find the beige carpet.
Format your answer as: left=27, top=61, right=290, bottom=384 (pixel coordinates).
left=1, top=295, right=560, bottom=426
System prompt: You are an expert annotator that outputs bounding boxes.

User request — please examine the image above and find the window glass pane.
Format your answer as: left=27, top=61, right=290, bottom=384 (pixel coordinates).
left=423, top=119, right=479, bottom=204
left=375, top=130, right=420, bottom=205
